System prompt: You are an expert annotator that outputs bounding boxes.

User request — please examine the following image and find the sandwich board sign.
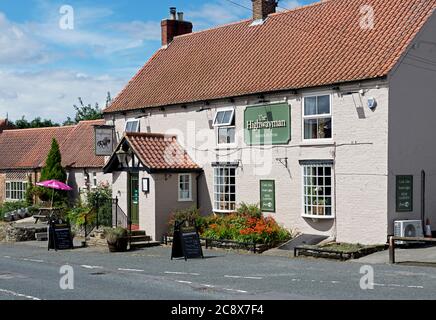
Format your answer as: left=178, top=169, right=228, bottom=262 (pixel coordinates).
left=48, top=219, right=74, bottom=251
left=171, top=220, right=204, bottom=261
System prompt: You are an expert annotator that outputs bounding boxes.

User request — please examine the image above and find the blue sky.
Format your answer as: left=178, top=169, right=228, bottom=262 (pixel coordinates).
left=0, top=0, right=315, bottom=122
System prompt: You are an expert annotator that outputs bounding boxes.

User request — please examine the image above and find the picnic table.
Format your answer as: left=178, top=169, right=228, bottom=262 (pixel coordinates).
left=33, top=208, right=62, bottom=224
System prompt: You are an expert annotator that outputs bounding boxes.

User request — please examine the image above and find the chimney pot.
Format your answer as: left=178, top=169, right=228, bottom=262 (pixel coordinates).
left=252, top=0, right=277, bottom=20
left=177, top=12, right=184, bottom=21
left=170, top=7, right=177, bottom=20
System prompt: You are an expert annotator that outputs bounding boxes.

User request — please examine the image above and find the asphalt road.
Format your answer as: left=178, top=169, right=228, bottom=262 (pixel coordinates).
left=0, top=242, right=435, bottom=300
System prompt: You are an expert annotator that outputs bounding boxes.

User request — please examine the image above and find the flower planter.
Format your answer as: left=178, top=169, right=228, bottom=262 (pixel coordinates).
left=107, top=237, right=128, bottom=252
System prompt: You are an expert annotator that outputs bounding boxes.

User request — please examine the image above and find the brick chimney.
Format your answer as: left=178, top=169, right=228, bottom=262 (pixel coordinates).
left=161, top=7, right=193, bottom=46
left=252, top=0, right=277, bottom=20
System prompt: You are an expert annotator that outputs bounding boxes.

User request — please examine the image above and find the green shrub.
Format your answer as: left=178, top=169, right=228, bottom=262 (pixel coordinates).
left=86, top=184, right=112, bottom=227
left=167, top=206, right=200, bottom=234
left=104, top=227, right=128, bottom=244
left=0, top=201, right=28, bottom=219
left=237, top=202, right=262, bottom=219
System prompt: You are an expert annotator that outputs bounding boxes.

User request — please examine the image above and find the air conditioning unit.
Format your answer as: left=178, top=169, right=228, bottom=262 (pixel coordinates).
left=394, top=220, right=424, bottom=244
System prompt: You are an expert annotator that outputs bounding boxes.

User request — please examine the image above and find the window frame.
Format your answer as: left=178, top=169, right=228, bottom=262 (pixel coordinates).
left=213, top=108, right=235, bottom=127
left=5, top=181, right=28, bottom=201
left=124, top=118, right=140, bottom=133
left=213, top=166, right=237, bottom=213
left=301, top=164, right=335, bottom=219
left=302, top=94, right=333, bottom=142
left=178, top=173, right=193, bottom=202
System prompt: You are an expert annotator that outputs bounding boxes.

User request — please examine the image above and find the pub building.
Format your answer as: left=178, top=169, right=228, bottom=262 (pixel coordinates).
left=103, top=0, right=436, bottom=244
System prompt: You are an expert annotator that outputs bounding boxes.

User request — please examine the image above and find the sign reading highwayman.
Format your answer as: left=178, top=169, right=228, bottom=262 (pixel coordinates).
left=244, top=103, right=291, bottom=145
left=396, top=175, right=413, bottom=212
left=94, top=125, right=115, bottom=156
left=260, top=180, right=276, bottom=213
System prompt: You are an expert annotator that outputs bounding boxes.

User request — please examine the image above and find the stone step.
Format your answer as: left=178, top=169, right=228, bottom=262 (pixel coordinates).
left=36, top=232, right=48, bottom=241
left=130, top=241, right=161, bottom=249
left=130, top=235, right=152, bottom=243
left=129, top=230, right=146, bottom=236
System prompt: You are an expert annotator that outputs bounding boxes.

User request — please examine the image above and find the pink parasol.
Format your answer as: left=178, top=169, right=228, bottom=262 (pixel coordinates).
left=36, top=180, right=73, bottom=209
left=36, top=180, right=73, bottom=191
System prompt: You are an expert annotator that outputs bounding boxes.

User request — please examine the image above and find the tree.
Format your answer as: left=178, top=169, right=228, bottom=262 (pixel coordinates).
left=12, top=117, right=59, bottom=129
left=65, top=92, right=111, bottom=125
left=38, top=139, right=68, bottom=204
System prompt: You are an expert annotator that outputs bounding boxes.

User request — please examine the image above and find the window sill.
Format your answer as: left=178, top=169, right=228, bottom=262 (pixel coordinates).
left=214, top=209, right=236, bottom=214
left=302, top=214, right=335, bottom=220
left=178, top=199, right=193, bottom=202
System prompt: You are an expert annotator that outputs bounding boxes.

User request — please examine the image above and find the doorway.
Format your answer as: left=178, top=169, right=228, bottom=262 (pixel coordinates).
left=128, top=172, right=139, bottom=225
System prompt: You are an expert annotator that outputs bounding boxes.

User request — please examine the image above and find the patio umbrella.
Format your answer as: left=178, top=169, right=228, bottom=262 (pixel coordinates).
left=36, top=180, right=73, bottom=209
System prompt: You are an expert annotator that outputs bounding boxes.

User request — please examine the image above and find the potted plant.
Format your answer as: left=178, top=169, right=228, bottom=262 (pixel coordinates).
left=104, top=227, right=128, bottom=252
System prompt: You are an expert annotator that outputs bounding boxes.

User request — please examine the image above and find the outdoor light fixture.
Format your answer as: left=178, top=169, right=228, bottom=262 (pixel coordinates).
left=116, top=149, right=129, bottom=167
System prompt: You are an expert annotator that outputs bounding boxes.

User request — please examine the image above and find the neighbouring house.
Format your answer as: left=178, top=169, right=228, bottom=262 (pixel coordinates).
left=0, top=120, right=111, bottom=205
left=103, top=0, right=436, bottom=244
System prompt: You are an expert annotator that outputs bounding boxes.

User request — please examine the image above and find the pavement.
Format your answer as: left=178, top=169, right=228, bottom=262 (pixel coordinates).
left=0, top=241, right=435, bottom=300
left=356, top=245, right=436, bottom=266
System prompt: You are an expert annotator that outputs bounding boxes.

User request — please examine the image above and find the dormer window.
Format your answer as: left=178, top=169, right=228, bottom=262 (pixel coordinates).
left=125, top=119, right=140, bottom=133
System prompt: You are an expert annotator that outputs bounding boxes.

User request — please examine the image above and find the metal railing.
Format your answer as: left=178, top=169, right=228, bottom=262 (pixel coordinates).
left=112, top=197, right=129, bottom=228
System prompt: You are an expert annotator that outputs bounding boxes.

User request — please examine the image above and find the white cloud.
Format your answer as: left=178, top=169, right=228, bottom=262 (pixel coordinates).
left=186, top=0, right=248, bottom=30
left=0, top=12, right=50, bottom=65
left=110, top=20, right=161, bottom=42
left=0, top=70, right=125, bottom=122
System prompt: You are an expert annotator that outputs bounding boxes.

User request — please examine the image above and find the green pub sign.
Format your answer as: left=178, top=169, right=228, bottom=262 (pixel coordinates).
left=244, top=103, right=291, bottom=145
left=260, top=180, right=276, bottom=213
left=396, top=175, right=413, bottom=212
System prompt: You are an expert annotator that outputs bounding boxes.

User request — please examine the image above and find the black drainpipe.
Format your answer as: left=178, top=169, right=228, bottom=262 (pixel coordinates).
left=421, top=170, right=426, bottom=233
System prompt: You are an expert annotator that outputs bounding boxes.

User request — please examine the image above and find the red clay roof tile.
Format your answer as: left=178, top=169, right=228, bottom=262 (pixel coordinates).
left=125, top=133, right=200, bottom=171
left=0, top=120, right=105, bottom=170
left=104, top=0, right=436, bottom=113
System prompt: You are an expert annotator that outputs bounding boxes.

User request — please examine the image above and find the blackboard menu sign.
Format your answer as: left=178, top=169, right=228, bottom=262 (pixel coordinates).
left=48, top=221, right=74, bottom=251
left=171, top=221, right=204, bottom=261
left=396, top=175, right=413, bottom=212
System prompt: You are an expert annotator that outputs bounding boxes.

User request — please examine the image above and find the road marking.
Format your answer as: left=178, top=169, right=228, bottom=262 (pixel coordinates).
left=165, top=271, right=200, bottom=276
left=3, top=256, right=11, bottom=259
left=374, top=283, right=423, bottom=289
left=118, top=268, right=144, bottom=272
left=201, top=284, right=215, bottom=288
left=0, top=288, right=41, bottom=301
left=81, top=265, right=103, bottom=270
left=223, top=288, right=248, bottom=294
left=407, top=285, right=424, bottom=289
left=224, top=275, right=262, bottom=280
left=176, top=280, right=193, bottom=284
left=22, top=258, right=44, bottom=263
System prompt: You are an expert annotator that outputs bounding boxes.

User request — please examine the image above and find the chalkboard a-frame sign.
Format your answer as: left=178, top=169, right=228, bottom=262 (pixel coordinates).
left=171, top=220, right=204, bottom=261
left=48, top=219, right=74, bottom=251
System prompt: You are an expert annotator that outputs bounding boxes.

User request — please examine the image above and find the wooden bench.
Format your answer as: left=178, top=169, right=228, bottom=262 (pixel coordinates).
left=389, top=236, right=436, bottom=264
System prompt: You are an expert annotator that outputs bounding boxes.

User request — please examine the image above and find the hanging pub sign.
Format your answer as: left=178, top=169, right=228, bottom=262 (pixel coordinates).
left=396, top=175, right=413, bottom=212
left=171, top=220, right=204, bottom=261
left=48, top=219, right=74, bottom=251
left=94, top=125, right=115, bottom=156
left=244, top=103, right=291, bottom=145
left=260, top=180, right=276, bottom=213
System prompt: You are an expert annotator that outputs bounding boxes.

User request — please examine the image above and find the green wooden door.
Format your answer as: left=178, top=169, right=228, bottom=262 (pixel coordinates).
left=129, top=173, right=140, bottom=225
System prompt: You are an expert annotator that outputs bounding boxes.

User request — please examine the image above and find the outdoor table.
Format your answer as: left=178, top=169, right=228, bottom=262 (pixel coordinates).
left=33, top=208, right=61, bottom=224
